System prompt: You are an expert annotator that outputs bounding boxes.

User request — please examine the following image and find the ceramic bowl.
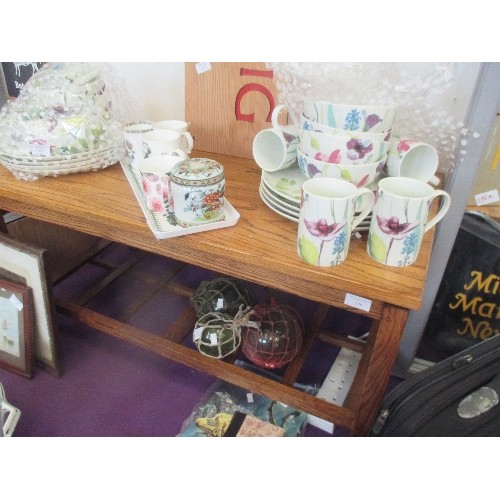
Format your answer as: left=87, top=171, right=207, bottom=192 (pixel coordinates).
left=299, top=113, right=391, bottom=142
left=303, top=100, right=395, bottom=133
left=297, top=146, right=386, bottom=188
left=300, top=129, right=388, bottom=166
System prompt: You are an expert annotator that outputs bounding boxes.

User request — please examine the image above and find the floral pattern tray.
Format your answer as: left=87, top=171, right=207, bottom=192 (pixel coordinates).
left=120, top=158, right=240, bottom=240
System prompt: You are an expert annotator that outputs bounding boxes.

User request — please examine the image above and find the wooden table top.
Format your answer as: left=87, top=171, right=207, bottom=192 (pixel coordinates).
left=0, top=152, right=438, bottom=315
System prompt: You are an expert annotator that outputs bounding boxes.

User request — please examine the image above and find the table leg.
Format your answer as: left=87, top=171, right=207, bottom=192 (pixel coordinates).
left=345, top=303, right=408, bottom=436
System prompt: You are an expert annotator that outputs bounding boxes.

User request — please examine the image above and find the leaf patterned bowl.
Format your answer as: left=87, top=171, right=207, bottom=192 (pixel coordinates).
left=297, top=146, right=386, bottom=188
left=300, top=129, right=388, bottom=166
left=303, top=100, right=395, bottom=133
left=299, top=113, right=391, bottom=142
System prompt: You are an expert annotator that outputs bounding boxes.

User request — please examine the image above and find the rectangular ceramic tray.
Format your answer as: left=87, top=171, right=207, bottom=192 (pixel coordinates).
left=120, top=158, right=240, bottom=240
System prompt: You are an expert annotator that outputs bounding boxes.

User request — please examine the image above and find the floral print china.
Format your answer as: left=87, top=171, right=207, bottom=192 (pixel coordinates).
left=258, top=185, right=299, bottom=223
left=120, top=157, right=239, bottom=240
left=259, top=180, right=300, bottom=212
left=297, top=146, right=385, bottom=188
left=299, top=113, right=390, bottom=142
left=300, top=130, right=388, bottom=166
left=261, top=165, right=307, bottom=203
left=303, top=101, right=395, bottom=134
left=169, top=158, right=226, bottom=227
left=262, top=164, right=379, bottom=208
left=367, top=177, right=451, bottom=267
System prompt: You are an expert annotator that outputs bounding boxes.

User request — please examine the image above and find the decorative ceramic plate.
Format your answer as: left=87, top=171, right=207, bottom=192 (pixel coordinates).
left=121, top=158, right=240, bottom=240
left=259, top=185, right=299, bottom=223
left=261, top=166, right=306, bottom=203
left=260, top=180, right=300, bottom=213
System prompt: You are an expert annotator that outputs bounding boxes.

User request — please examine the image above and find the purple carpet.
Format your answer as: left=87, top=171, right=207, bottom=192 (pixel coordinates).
left=0, top=242, right=401, bottom=437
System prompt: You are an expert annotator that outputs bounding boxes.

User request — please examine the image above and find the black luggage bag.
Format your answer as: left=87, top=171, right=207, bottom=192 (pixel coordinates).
left=371, top=334, right=500, bottom=436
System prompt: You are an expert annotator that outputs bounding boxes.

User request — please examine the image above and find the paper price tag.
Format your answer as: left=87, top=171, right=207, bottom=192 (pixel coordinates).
left=475, top=189, right=499, bottom=206
left=193, top=327, right=203, bottom=341
left=344, top=293, right=372, bottom=312
left=209, top=333, right=218, bottom=345
left=29, top=141, right=51, bottom=157
left=216, top=298, right=225, bottom=310
left=195, top=62, right=211, bottom=74
left=246, top=393, right=254, bottom=403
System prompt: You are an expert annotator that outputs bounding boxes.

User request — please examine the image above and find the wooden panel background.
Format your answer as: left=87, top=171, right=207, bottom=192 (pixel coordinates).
left=185, top=62, right=281, bottom=159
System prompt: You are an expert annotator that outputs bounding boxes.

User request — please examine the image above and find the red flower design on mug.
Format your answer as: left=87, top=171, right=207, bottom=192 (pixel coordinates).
left=397, top=140, right=415, bottom=155
left=305, top=219, right=345, bottom=240
left=376, top=216, right=418, bottom=239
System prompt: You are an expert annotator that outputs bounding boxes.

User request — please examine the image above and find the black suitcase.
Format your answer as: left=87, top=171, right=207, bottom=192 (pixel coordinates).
left=371, top=334, right=500, bottom=436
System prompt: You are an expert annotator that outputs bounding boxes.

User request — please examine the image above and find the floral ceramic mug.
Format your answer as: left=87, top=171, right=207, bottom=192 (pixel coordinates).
left=386, top=137, right=439, bottom=186
left=252, top=104, right=300, bottom=172
left=138, top=154, right=186, bottom=215
left=297, top=178, right=375, bottom=267
left=367, top=177, right=451, bottom=267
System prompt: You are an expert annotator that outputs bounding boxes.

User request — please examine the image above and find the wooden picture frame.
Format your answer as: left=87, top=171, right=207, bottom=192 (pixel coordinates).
left=0, top=279, right=35, bottom=378
left=0, top=233, right=61, bottom=376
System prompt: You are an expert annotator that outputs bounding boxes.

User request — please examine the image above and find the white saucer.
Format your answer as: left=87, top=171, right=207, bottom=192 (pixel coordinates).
left=260, top=180, right=300, bottom=213
left=259, top=185, right=299, bottom=223
left=261, top=166, right=306, bottom=203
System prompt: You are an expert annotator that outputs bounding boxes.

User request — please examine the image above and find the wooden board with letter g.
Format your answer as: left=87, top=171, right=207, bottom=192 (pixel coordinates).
left=185, top=62, right=283, bottom=159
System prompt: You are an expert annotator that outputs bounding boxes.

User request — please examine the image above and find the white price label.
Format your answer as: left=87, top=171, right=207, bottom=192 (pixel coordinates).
left=216, top=298, right=224, bottom=310
left=195, top=62, right=211, bottom=74
left=246, top=393, right=254, bottom=403
left=475, top=189, right=499, bottom=206
left=193, top=327, right=203, bottom=341
left=29, top=141, right=51, bottom=157
left=344, top=293, right=372, bottom=312
left=209, top=333, right=218, bottom=345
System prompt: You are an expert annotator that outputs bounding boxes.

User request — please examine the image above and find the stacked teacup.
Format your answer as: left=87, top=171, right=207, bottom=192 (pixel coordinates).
left=297, top=100, right=395, bottom=188
left=122, top=119, right=193, bottom=216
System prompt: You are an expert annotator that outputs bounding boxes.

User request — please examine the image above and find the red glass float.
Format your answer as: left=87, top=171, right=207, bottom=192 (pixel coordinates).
left=241, top=303, right=304, bottom=369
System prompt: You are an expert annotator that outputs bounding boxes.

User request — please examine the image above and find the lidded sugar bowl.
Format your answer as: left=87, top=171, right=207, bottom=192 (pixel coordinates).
left=169, top=158, right=226, bottom=227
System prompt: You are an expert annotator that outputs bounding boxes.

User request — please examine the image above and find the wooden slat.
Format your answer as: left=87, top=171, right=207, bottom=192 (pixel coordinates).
left=281, top=303, right=331, bottom=386
left=77, top=249, right=147, bottom=306
left=56, top=299, right=355, bottom=429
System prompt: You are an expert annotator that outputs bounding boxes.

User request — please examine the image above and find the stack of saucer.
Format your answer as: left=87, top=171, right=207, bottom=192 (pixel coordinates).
left=259, top=166, right=373, bottom=231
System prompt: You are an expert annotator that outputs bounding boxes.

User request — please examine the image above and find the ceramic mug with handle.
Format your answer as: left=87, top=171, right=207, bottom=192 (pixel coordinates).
left=386, top=137, right=440, bottom=186
left=252, top=104, right=300, bottom=172
left=297, top=177, right=375, bottom=267
left=152, top=120, right=194, bottom=153
left=367, top=176, right=451, bottom=267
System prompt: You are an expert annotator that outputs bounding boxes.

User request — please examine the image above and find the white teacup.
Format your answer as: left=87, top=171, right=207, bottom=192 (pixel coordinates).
left=252, top=104, right=300, bottom=172
left=297, top=178, right=375, bottom=267
left=122, top=121, right=154, bottom=167
left=152, top=120, right=193, bottom=153
left=367, top=177, right=451, bottom=267
left=142, top=130, right=186, bottom=159
left=386, top=137, right=439, bottom=186
left=137, top=154, right=186, bottom=215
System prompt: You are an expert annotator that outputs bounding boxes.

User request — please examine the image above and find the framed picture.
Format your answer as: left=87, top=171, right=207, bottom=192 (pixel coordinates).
left=0, top=233, right=62, bottom=376
left=0, top=279, right=35, bottom=378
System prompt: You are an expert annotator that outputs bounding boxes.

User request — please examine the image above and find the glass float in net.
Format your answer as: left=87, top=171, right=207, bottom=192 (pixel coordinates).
left=193, top=311, right=246, bottom=359
left=190, top=277, right=257, bottom=319
left=241, top=303, right=304, bottom=369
